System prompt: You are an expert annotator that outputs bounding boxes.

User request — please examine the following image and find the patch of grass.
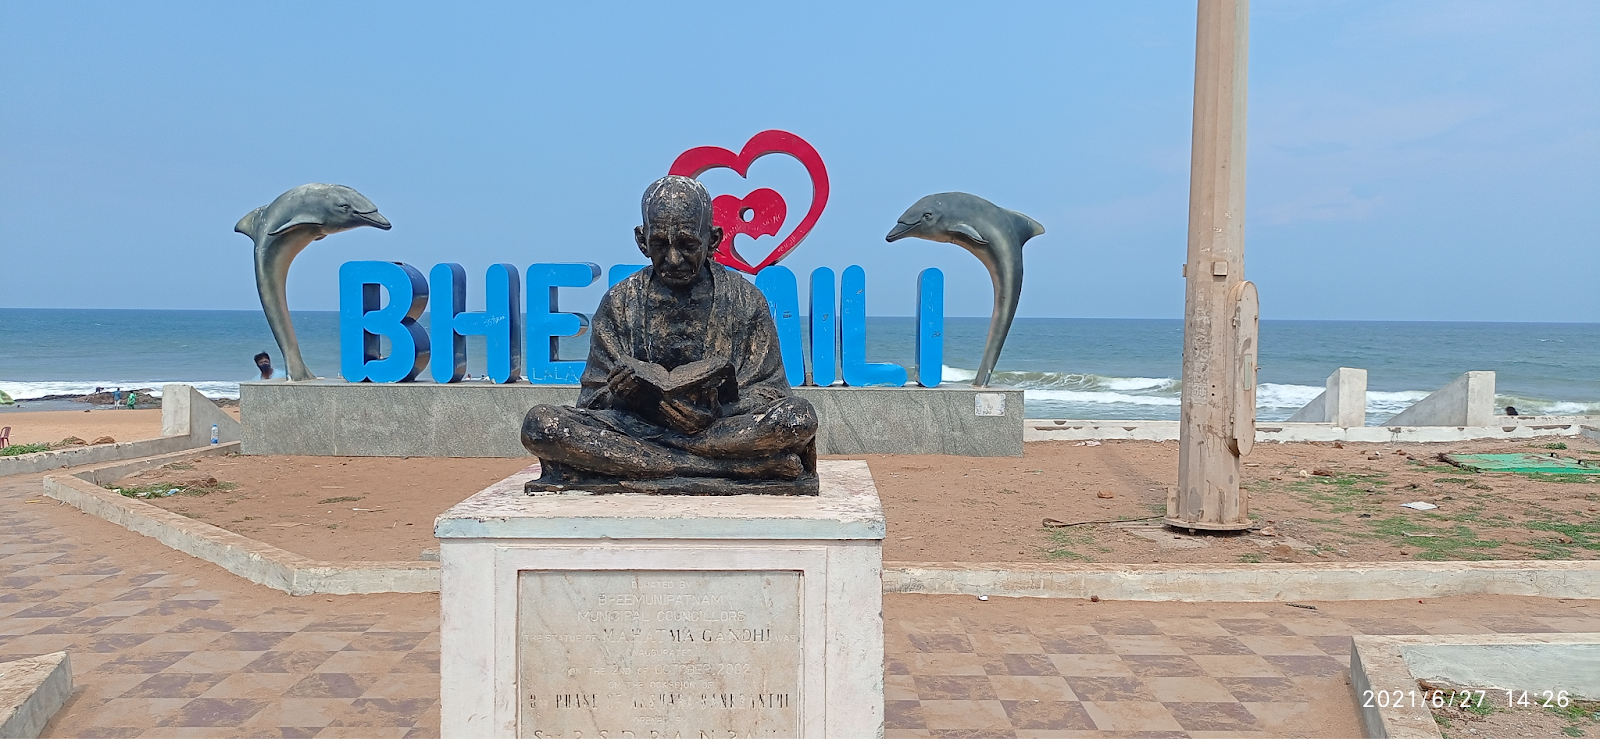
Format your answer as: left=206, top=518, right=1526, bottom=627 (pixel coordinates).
left=111, top=482, right=184, bottom=498
left=318, top=496, right=364, bottom=504
left=0, top=443, right=53, bottom=456
left=1520, top=472, right=1600, bottom=484
left=105, top=478, right=234, bottom=499
left=1043, top=529, right=1094, bottom=561
left=1545, top=698, right=1600, bottom=737
left=1366, top=515, right=1502, bottom=560
left=1544, top=442, right=1569, bottom=450
left=1433, top=477, right=1474, bottom=485
left=1526, top=520, right=1600, bottom=553
left=1238, top=552, right=1263, bottom=563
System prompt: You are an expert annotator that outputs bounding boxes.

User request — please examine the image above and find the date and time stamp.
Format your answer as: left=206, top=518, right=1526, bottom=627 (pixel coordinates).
left=1363, top=688, right=1576, bottom=710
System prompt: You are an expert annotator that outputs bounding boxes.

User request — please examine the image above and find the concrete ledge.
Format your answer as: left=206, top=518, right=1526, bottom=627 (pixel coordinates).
left=882, top=559, right=1600, bottom=601
left=1584, top=425, right=1600, bottom=443
left=42, top=446, right=438, bottom=596
left=0, top=651, right=72, bottom=739
left=42, top=446, right=1600, bottom=599
left=0, top=435, right=199, bottom=478
left=1026, top=418, right=1600, bottom=443
left=1386, top=371, right=1495, bottom=427
left=1351, top=633, right=1600, bottom=739
left=241, top=379, right=1024, bottom=457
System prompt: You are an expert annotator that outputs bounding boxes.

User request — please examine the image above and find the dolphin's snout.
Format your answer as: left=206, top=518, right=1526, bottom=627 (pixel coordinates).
left=885, top=221, right=918, bottom=242
left=359, top=211, right=392, bottom=230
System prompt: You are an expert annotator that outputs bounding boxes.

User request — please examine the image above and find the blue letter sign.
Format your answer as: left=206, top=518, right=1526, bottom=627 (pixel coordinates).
left=526, top=262, right=601, bottom=383
left=839, top=265, right=907, bottom=387
left=916, top=268, right=944, bottom=387
left=754, top=266, right=807, bottom=387
left=339, top=261, right=430, bottom=383
left=429, top=263, right=524, bottom=384
left=809, top=267, right=837, bottom=387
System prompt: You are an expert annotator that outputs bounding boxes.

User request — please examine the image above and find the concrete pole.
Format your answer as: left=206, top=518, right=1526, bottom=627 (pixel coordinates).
left=1168, top=0, right=1258, bottom=532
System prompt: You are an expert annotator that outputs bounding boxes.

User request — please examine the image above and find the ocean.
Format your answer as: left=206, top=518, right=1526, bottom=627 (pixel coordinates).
left=1, top=308, right=1597, bottom=422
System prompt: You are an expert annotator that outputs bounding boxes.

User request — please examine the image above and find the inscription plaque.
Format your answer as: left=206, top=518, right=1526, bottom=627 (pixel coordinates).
left=517, top=570, right=802, bottom=738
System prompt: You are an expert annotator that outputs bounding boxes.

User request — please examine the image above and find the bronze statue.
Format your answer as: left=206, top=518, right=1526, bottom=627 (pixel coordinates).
left=520, top=176, right=819, bottom=495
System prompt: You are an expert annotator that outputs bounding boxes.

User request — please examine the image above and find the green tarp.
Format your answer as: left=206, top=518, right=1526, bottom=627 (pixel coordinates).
left=1446, top=453, right=1599, bottom=474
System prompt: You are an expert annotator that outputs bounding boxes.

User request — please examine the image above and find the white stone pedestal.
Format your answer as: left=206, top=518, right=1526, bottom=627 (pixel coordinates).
left=436, top=460, right=885, bottom=738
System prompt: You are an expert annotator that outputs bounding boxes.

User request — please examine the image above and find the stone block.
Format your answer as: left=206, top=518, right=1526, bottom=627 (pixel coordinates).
left=0, top=652, right=71, bottom=739
left=161, top=383, right=241, bottom=444
left=240, top=380, right=1022, bottom=457
left=1286, top=367, right=1367, bottom=426
left=1385, top=371, right=1495, bottom=427
left=436, top=460, right=884, bottom=738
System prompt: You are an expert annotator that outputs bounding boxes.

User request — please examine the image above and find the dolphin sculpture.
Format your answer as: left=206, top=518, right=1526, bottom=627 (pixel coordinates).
left=236, top=184, right=391, bottom=382
left=887, top=192, right=1044, bottom=387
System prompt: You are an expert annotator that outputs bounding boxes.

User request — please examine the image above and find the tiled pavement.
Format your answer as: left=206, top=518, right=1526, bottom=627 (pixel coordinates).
left=5, top=472, right=1600, bottom=738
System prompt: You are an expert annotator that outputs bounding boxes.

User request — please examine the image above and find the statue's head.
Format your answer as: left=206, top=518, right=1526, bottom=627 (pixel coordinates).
left=635, top=175, right=723, bottom=289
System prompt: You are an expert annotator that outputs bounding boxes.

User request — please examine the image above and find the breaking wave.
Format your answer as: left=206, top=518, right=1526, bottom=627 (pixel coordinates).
left=941, top=366, right=1599, bottom=421
left=0, top=381, right=240, bottom=400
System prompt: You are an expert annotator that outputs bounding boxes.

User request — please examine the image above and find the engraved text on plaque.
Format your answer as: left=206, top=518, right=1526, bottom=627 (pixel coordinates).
left=517, top=570, right=802, bottom=737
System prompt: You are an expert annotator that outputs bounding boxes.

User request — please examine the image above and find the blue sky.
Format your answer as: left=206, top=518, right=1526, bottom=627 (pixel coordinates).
left=1, top=1, right=1595, bottom=321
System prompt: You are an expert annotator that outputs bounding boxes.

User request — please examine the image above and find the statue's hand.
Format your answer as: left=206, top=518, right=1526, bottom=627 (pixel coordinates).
left=607, top=365, right=645, bottom=406
left=658, top=397, right=717, bottom=435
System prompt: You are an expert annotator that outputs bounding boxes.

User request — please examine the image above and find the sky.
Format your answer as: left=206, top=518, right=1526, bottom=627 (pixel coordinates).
left=1, top=1, right=1596, bottom=321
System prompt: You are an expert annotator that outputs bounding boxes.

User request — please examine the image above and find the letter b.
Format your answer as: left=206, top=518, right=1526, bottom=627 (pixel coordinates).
left=339, top=261, right=430, bottom=382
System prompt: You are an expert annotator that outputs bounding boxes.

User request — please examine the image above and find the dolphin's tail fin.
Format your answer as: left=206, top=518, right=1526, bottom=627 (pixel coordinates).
left=1010, top=210, right=1045, bottom=243
left=235, top=207, right=264, bottom=237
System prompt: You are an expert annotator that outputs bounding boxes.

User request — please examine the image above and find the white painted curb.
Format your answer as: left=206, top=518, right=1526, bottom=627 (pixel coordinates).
left=883, top=560, right=1600, bottom=602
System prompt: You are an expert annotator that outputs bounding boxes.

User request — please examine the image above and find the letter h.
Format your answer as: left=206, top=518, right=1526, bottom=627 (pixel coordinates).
left=428, top=263, right=524, bottom=383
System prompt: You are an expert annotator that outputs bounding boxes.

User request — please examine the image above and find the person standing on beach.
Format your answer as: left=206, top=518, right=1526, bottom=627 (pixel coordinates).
left=126, top=391, right=137, bottom=410
left=112, top=388, right=121, bottom=406
left=254, top=352, right=275, bottom=380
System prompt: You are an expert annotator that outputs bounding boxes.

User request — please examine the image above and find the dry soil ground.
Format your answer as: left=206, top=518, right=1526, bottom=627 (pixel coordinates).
left=99, top=435, right=1600, bottom=565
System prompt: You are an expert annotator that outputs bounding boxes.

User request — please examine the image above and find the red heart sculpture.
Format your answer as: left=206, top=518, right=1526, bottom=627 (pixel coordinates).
left=668, top=130, right=829, bottom=274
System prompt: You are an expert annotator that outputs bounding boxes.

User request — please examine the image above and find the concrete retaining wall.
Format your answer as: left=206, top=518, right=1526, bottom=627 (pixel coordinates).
left=240, top=380, right=1024, bottom=457
left=1, top=384, right=241, bottom=478
left=0, top=435, right=198, bottom=478
left=1026, top=417, right=1599, bottom=443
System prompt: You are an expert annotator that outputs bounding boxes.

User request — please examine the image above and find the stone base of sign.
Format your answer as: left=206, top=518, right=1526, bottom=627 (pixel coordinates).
left=241, top=379, right=1022, bottom=457
left=436, top=460, right=885, bottom=738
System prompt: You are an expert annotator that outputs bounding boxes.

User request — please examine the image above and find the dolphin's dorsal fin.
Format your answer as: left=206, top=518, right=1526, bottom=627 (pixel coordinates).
left=235, top=207, right=264, bottom=236
left=950, top=222, right=988, bottom=245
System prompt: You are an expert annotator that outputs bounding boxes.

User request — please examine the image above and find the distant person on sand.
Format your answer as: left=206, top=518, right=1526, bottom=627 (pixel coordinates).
left=1506, top=406, right=1519, bottom=416
left=255, top=352, right=275, bottom=380
left=112, top=388, right=121, bottom=406
left=126, top=390, right=138, bottom=410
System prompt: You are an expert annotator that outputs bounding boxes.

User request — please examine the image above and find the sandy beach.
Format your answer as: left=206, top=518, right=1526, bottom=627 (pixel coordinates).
left=0, top=408, right=165, bottom=445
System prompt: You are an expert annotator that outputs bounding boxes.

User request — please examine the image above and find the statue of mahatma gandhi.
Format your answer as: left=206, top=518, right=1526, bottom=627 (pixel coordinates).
left=520, top=176, right=820, bottom=495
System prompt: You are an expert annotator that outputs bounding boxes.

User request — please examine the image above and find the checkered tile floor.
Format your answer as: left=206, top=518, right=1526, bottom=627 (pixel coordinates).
left=5, top=472, right=1598, bottom=738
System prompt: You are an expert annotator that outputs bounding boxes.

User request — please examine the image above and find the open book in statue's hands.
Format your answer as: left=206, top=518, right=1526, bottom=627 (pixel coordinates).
left=611, top=357, right=738, bottom=434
